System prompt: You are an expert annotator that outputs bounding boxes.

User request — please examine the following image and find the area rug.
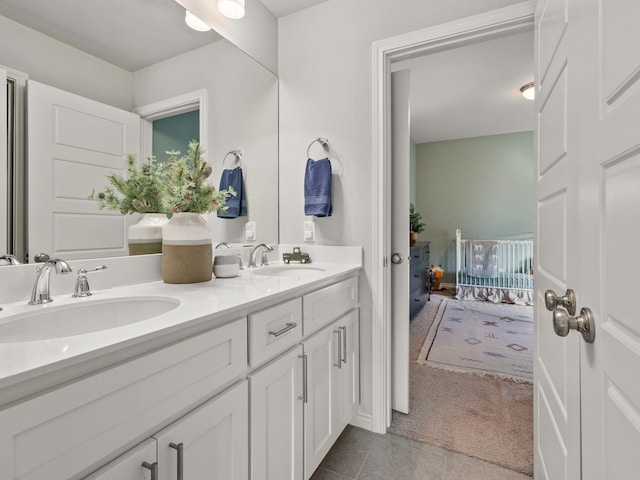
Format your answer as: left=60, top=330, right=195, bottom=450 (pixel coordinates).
left=389, top=292, right=534, bottom=476
left=418, top=298, right=533, bottom=382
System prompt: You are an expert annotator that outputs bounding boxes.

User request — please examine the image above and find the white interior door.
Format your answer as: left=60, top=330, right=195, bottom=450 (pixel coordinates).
left=580, top=0, right=640, bottom=477
left=27, top=80, right=140, bottom=262
left=0, top=67, right=7, bottom=255
left=390, top=69, right=411, bottom=414
left=536, top=0, right=640, bottom=478
left=534, top=0, right=581, bottom=477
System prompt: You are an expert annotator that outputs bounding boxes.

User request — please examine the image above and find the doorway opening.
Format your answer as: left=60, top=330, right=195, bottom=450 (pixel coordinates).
left=370, top=0, right=536, bottom=453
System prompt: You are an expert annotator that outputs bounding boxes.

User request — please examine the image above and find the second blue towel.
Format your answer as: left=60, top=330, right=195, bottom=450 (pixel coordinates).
left=304, top=158, right=332, bottom=217
left=218, top=166, right=247, bottom=218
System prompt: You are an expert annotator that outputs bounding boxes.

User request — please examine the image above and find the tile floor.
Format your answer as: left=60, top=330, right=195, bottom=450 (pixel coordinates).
left=311, top=425, right=532, bottom=480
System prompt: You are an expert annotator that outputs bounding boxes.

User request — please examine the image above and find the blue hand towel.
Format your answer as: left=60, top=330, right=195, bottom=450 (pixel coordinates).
left=304, top=158, right=332, bottom=217
left=218, top=167, right=247, bottom=218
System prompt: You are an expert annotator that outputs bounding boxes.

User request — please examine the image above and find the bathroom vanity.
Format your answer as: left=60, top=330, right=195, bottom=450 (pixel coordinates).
left=0, top=247, right=361, bottom=480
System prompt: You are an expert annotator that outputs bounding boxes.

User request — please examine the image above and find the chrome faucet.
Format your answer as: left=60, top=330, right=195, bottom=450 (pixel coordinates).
left=215, top=242, right=232, bottom=249
left=248, top=243, right=274, bottom=268
left=29, top=258, right=73, bottom=305
left=0, top=254, right=20, bottom=265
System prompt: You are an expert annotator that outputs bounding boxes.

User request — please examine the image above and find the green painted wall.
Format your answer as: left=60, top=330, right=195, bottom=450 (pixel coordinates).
left=415, top=131, right=533, bottom=284
left=410, top=137, right=417, bottom=205
left=152, top=110, right=200, bottom=162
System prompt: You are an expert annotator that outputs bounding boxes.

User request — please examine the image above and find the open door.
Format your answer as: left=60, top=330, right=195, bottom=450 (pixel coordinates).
left=27, top=80, right=140, bottom=261
left=391, top=69, right=411, bottom=414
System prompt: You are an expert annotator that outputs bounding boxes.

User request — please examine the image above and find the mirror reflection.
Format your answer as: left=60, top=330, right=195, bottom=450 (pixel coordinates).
left=0, top=0, right=278, bottom=263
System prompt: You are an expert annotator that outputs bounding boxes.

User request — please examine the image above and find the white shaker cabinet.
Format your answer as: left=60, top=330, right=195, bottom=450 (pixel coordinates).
left=154, top=381, right=249, bottom=480
left=303, top=309, right=358, bottom=480
left=249, top=345, right=304, bottom=480
left=83, top=439, right=157, bottom=480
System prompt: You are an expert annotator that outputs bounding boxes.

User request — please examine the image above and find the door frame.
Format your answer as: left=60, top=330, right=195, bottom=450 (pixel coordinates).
left=134, top=89, right=208, bottom=158
left=370, top=1, right=536, bottom=433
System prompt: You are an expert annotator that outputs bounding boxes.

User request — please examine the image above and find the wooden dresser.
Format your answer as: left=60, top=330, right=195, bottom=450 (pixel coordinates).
left=409, top=241, right=430, bottom=318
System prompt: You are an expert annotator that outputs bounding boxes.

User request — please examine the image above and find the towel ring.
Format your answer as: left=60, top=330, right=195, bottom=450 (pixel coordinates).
left=223, top=149, right=242, bottom=169
left=306, top=137, right=329, bottom=159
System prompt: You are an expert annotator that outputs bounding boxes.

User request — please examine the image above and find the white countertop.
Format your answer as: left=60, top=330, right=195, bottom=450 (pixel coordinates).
left=0, top=261, right=361, bottom=404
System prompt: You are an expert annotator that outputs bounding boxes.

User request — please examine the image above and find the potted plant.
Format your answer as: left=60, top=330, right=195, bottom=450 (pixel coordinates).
left=89, top=154, right=170, bottom=255
left=410, top=203, right=425, bottom=245
left=161, top=140, right=234, bottom=284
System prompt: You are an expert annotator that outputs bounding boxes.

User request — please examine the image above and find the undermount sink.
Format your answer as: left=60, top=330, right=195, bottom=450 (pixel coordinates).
left=0, top=296, right=180, bottom=343
left=252, top=265, right=326, bottom=279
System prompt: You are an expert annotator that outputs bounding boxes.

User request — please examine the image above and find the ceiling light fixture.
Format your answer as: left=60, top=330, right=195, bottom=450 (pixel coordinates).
left=185, top=10, right=211, bottom=31
left=520, top=82, right=535, bottom=100
left=218, top=0, right=245, bottom=19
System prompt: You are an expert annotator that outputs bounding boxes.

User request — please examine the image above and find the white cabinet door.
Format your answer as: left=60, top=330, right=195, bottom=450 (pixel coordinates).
left=83, top=439, right=157, bottom=480
left=334, top=309, right=358, bottom=432
left=154, top=381, right=249, bottom=480
left=249, top=345, right=304, bottom=480
left=303, top=325, right=337, bottom=480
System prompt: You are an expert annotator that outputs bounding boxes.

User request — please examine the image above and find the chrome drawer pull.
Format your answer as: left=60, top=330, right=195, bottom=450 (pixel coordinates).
left=339, top=326, right=347, bottom=364
left=142, top=461, right=158, bottom=480
left=269, top=322, right=298, bottom=337
left=335, top=329, right=343, bottom=369
left=298, top=354, right=308, bottom=403
left=169, top=442, right=184, bottom=480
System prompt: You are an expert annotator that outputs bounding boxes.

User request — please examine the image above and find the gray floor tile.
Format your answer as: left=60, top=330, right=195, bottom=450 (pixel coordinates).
left=311, top=467, right=352, bottom=480
left=318, top=426, right=379, bottom=478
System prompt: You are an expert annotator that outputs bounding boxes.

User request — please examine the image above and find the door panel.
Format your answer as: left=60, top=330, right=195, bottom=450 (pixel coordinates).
left=390, top=69, right=410, bottom=414
left=535, top=0, right=581, bottom=477
left=581, top=0, right=640, bottom=476
left=27, top=80, right=140, bottom=261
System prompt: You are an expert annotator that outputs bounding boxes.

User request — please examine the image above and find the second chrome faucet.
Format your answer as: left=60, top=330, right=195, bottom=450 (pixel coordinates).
left=29, top=258, right=73, bottom=305
left=248, top=244, right=274, bottom=268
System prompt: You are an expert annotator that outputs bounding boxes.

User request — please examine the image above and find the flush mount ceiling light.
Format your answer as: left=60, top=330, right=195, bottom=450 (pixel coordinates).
left=520, top=82, right=535, bottom=100
left=185, top=10, right=211, bottom=31
left=218, top=0, right=245, bottom=19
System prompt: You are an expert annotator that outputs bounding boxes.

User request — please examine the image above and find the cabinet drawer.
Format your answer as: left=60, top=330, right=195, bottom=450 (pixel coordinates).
left=410, top=249, right=423, bottom=264
left=0, top=318, right=247, bottom=480
left=410, top=268, right=426, bottom=293
left=249, top=298, right=303, bottom=367
left=303, top=276, right=358, bottom=335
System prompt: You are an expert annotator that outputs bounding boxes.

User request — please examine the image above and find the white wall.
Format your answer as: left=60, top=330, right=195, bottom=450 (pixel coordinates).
left=278, top=0, right=524, bottom=422
left=0, top=15, right=132, bottom=110
left=132, top=39, right=279, bottom=245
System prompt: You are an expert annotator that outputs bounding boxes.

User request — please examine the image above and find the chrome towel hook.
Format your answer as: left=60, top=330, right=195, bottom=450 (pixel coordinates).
left=306, top=137, right=330, bottom=159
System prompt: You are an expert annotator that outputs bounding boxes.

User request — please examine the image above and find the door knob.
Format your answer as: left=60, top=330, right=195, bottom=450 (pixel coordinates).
left=391, top=253, right=404, bottom=264
left=552, top=307, right=595, bottom=343
left=545, top=289, right=576, bottom=315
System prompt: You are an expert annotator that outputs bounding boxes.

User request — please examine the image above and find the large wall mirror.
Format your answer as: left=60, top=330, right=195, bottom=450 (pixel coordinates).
left=0, top=0, right=278, bottom=263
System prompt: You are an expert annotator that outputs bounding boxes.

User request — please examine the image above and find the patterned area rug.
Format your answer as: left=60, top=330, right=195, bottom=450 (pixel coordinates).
left=418, top=298, right=533, bottom=382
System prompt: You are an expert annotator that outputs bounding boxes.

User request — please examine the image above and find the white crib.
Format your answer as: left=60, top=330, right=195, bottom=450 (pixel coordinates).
left=455, top=229, right=533, bottom=305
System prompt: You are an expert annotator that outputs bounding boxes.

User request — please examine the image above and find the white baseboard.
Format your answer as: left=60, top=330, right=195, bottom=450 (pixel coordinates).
left=350, top=410, right=374, bottom=432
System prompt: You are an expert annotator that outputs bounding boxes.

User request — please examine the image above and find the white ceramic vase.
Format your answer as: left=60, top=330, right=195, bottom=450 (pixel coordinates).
left=162, top=212, right=212, bottom=284
left=128, top=213, right=169, bottom=255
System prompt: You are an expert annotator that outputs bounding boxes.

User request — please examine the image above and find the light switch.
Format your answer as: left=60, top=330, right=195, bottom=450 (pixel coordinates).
left=245, top=221, right=256, bottom=241
left=304, top=220, right=316, bottom=242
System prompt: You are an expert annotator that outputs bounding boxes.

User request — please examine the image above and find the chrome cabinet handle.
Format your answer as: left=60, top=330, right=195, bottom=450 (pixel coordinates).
left=339, top=326, right=347, bottom=364
left=545, top=289, right=576, bottom=316
left=552, top=307, right=595, bottom=343
left=142, top=461, right=158, bottom=480
left=169, top=442, right=184, bottom=480
left=269, top=322, right=297, bottom=337
left=298, top=354, right=308, bottom=403
left=335, top=329, right=343, bottom=369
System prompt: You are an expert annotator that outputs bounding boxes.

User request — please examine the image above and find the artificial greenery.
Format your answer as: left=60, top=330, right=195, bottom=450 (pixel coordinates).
left=164, top=140, right=234, bottom=214
left=89, top=154, right=169, bottom=214
left=410, top=203, right=425, bottom=233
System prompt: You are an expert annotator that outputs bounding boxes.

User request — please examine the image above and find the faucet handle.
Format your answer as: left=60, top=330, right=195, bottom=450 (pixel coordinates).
left=73, top=265, right=107, bottom=298
left=260, top=251, right=270, bottom=266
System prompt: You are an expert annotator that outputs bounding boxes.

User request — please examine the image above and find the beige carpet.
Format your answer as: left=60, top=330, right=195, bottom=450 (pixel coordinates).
left=389, top=292, right=534, bottom=476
